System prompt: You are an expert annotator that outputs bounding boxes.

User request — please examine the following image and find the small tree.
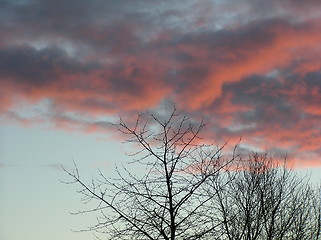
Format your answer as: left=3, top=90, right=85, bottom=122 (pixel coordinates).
left=64, top=109, right=321, bottom=240
left=212, top=153, right=321, bottom=240
left=64, top=109, right=239, bottom=240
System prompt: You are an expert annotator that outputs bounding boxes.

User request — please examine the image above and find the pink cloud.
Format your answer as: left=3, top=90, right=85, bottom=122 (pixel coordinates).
left=1, top=0, right=321, bottom=168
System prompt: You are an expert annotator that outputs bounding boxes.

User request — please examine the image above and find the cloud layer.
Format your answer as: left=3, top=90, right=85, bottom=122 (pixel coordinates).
left=1, top=0, right=321, bottom=167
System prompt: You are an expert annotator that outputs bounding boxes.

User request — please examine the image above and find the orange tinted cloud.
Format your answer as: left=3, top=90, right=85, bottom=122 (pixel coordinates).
left=1, top=0, right=321, bottom=168
left=171, top=20, right=321, bottom=109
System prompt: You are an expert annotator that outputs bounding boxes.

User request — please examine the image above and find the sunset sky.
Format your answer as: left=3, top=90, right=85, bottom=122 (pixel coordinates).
left=1, top=0, right=321, bottom=239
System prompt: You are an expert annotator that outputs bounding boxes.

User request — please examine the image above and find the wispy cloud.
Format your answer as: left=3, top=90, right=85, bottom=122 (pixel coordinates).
left=1, top=0, right=321, bottom=167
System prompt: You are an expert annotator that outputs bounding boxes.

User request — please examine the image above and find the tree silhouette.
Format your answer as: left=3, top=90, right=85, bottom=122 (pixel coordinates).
left=64, top=109, right=321, bottom=240
left=64, top=109, right=239, bottom=239
left=212, top=153, right=321, bottom=240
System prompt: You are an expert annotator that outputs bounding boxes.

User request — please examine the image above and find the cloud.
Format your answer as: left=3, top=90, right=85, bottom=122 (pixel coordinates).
left=0, top=162, right=63, bottom=171
left=0, top=163, right=8, bottom=168
left=38, top=163, right=62, bottom=171
left=0, top=45, right=97, bottom=84
left=1, top=0, right=321, bottom=167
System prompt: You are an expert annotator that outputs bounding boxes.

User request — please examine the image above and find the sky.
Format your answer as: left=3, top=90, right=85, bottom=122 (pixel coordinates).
left=0, top=0, right=321, bottom=239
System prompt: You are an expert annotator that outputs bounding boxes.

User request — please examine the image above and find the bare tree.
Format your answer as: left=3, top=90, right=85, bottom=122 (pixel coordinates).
left=212, top=153, right=321, bottom=240
left=64, top=109, right=321, bottom=240
left=63, top=109, right=239, bottom=240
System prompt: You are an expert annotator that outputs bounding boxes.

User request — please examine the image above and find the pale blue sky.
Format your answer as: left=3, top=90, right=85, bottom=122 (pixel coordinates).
left=0, top=123, right=126, bottom=240
left=1, top=0, right=321, bottom=239
left=1, top=122, right=320, bottom=240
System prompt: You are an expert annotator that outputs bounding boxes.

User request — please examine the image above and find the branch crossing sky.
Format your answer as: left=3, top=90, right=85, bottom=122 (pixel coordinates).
left=1, top=1, right=321, bottom=239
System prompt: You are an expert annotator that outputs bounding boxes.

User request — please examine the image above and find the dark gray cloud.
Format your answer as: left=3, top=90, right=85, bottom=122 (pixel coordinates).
left=1, top=0, right=321, bottom=167
left=0, top=45, right=98, bottom=85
